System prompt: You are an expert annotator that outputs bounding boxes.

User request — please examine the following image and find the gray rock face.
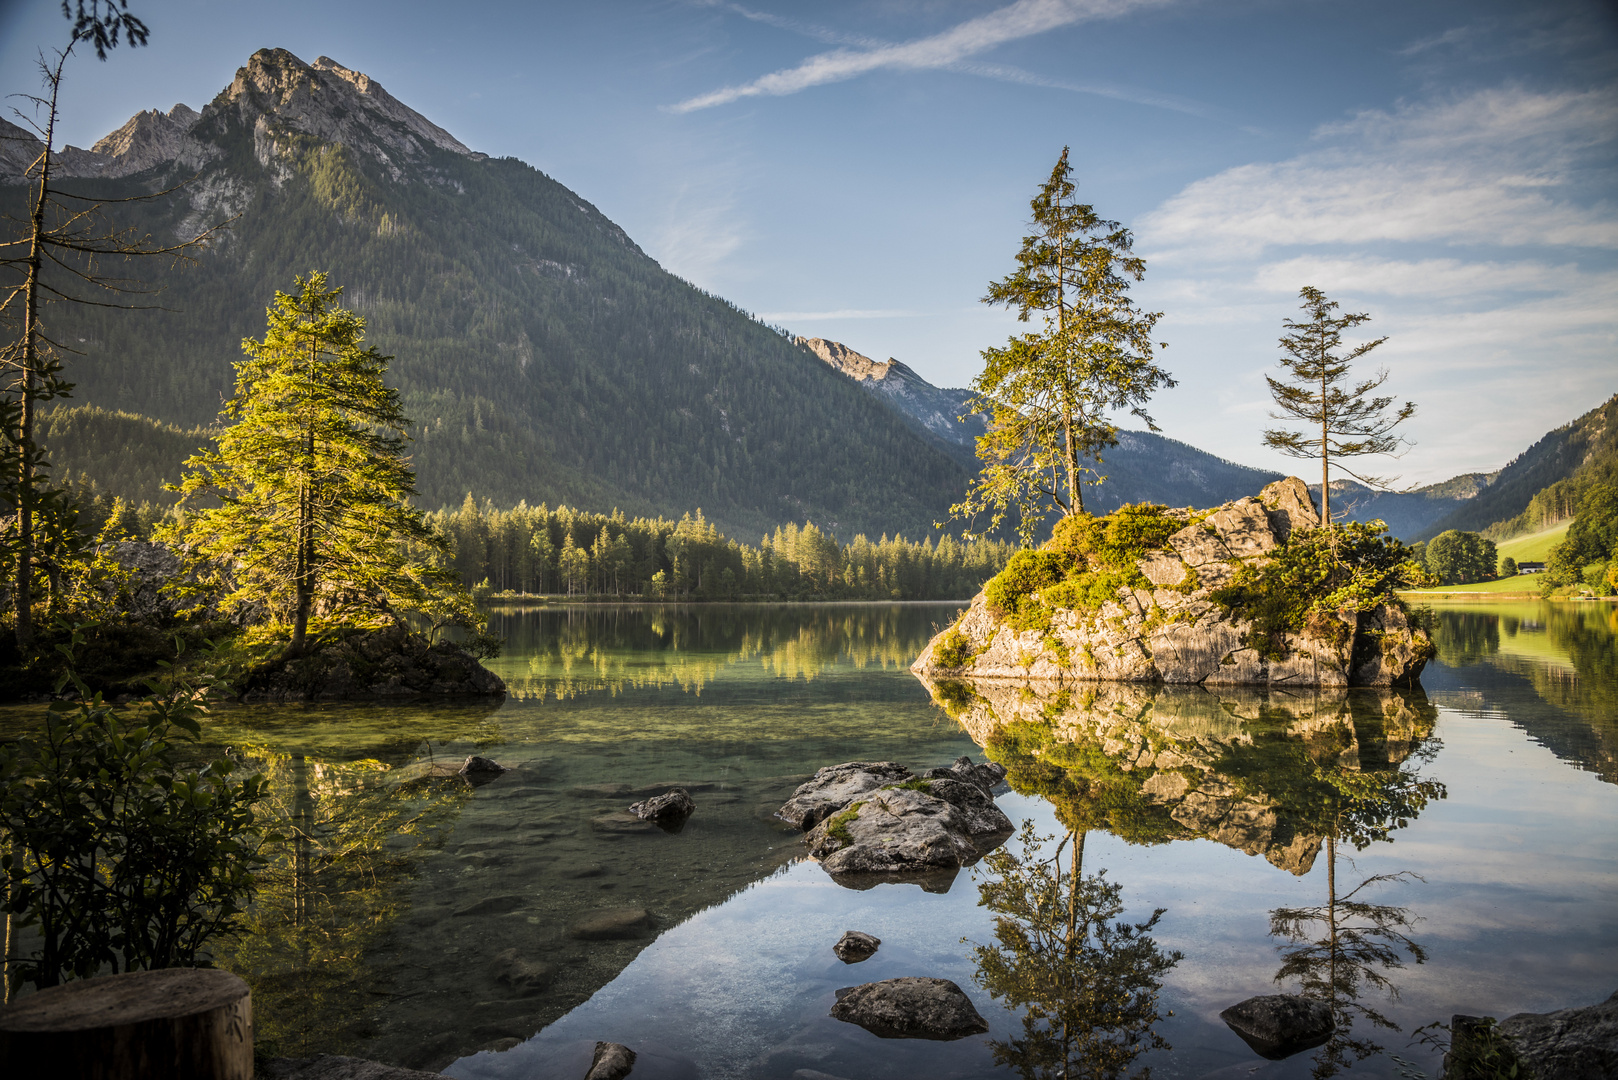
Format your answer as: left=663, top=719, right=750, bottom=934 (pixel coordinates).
left=1219, top=994, right=1335, bottom=1059
left=829, top=977, right=989, bottom=1041
left=832, top=931, right=881, bottom=964
left=913, top=477, right=1432, bottom=688
left=805, top=787, right=980, bottom=878
left=629, top=788, right=695, bottom=830
left=1496, top=988, right=1618, bottom=1080
left=241, top=622, right=504, bottom=701
left=584, top=1041, right=637, bottom=1080
left=775, top=761, right=912, bottom=830
left=104, top=541, right=194, bottom=624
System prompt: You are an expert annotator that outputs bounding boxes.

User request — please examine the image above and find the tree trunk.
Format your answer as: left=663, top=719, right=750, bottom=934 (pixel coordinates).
left=0, top=967, right=253, bottom=1079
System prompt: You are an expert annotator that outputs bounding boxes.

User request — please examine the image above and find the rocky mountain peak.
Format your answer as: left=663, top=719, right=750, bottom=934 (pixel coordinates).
left=795, top=336, right=894, bottom=382
left=203, top=47, right=474, bottom=174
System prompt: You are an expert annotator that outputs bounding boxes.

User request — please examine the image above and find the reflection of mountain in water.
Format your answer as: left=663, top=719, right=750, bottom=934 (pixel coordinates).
left=487, top=603, right=951, bottom=699
left=919, top=678, right=1439, bottom=875
left=1424, top=602, right=1618, bottom=785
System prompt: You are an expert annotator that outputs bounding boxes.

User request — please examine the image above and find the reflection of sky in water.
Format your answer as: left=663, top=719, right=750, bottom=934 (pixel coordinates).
left=431, top=603, right=1618, bottom=1080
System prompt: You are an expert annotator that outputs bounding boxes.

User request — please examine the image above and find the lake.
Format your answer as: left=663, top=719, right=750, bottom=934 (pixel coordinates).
left=105, top=602, right=1618, bottom=1077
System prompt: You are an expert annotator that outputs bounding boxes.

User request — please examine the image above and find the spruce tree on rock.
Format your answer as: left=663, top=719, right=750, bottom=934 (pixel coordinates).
left=956, top=148, right=1173, bottom=541
left=172, top=273, right=476, bottom=656
left=1263, top=287, right=1414, bottom=525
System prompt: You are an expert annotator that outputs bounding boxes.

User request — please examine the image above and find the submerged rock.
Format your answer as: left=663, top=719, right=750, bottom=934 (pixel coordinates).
left=490, top=948, right=553, bottom=997
left=1219, top=994, right=1334, bottom=1059
left=829, top=977, right=989, bottom=1041
left=584, top=1041, right=637, bottom=1080
left=460, top=756, right=509, bottom=786
left=629, top=788, right=695, bottom=831
left=569, top=907, right=653, bottom=941
left=240, top=622, right=504, bottom=701
left=912, top=477, right=1432, bottom=688
left=832, top=931, right=881, bottom=963
left=775, top=761, right=912, bottom=830
left=1495, top=988, right=1618, bottom=1079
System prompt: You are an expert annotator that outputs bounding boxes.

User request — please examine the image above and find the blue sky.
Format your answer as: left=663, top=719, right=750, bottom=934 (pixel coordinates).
left=2, top=0, right=1615, bottom=486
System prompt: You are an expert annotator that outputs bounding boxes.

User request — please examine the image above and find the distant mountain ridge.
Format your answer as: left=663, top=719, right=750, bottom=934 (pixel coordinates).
left=3, top=48, right=974, bottom=542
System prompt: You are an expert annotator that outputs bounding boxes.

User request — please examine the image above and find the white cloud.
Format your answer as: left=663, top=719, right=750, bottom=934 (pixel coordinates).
left=671, top=0, right=1169, bottom=113
left=1251, top=256, right=1573, bottom=298
left=1142, top=86, right=1618, bottom=256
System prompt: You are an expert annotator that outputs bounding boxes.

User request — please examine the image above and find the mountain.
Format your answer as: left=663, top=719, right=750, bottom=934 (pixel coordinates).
left=2, top=49, right=975, bottom=543
left=797, top=336, right=1285, bottom=513
left=1309, top=474, right=1497, bottom=541
left=1415, top=395, right=1618, bottom=541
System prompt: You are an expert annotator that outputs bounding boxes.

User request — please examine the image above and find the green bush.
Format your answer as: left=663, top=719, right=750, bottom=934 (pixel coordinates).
left=934, top=627, right=975, bottom=668
left=0, top=628, right=267, bottom=990
left=985, top=550, right=1070, bottom=622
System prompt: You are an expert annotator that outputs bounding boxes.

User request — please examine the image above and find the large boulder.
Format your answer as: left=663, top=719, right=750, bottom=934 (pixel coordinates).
left=805, top=786, right=979, bottom=878
left=913, top=478, right=1431, bottom=688
left=829, top=977, right=989, bottom=1041
left=629, top=788, right=696, bottom=832
left=774, top=761, right=912, bottom=830
left=240, top=622, right=504, bottom=701
left=1219, top=993, right=1334, bottom=1059
left=1493, top=988, right=1618, bottom=1079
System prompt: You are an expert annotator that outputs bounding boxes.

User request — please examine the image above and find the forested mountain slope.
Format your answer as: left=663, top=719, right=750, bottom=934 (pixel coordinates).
left=2, top=49, right=973, bottom=542
left=1416, top=395, right=1618, bottom=540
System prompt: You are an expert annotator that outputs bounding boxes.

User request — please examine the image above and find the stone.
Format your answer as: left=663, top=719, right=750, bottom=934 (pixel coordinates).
left=1494, top=988, right=1618, bottom=1080
left=490, top=948, right=553, bottom=997
left=584, top=1041, right=636, bottom=1080
left=628, top=787, right=695, bottom=831
left=912, top=477, right=1431, bottom=688
left=461, top=755, right=508, bottom=776
left=1219, top=993, right=1335, bottom=1059
left=775, top=761, right=912, bottom=830
left=829, top=977, right=989, bottom=1041
left=908, top=776, right=1013, bottom=845
left=590, top=811, right=659, bottom=835
left=239, top=622, right=505, bottom=701
left=570, top=906, right=652, bottom=940
left=104, top=541, right=197, bottom=624
left=259, top=1055, right=445, bottom=1079
left=832, top=930, right=881, bottom=963
left=805, top=787, right=980, bottom=878
left=452, top=894, right=525, bottom=918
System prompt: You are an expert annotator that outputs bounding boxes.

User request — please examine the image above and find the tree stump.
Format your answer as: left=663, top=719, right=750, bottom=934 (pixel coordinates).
left=0, top=968, right=252, bottom=1079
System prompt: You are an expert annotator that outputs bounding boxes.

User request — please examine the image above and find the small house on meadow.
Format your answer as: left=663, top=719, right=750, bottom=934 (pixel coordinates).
left=1517, top=562, right=1546, bottom=574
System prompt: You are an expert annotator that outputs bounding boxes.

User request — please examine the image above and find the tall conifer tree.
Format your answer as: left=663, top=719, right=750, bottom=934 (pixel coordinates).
left=172, top=273, right=476, bottom=655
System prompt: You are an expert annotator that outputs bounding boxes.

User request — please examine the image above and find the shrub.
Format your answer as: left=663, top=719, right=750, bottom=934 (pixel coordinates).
left=985, top=550, right=1070, bottom=622
left=0, top=627, right=267, bottom=990
left=934, top=627, right=974, bottom=669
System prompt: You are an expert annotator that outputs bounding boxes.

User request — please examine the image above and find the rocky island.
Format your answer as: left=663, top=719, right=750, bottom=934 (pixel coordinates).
left=913, top=478, right=1433, bottom=688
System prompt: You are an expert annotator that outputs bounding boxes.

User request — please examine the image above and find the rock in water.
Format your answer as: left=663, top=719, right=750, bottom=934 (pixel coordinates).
left=829, top=977, right=989, bottom=1040
left=1219, top=994, right=1334, bottom=1059
left=490, top=948, right=553, bottom=997
left=460, top=756, right=509, bottom=786
left=775, top=762, right=912, bottom=830
left=806, top=787, right=979, bottom=878
left=240, top=622, right=505, bottom=701
left=832, top=931, right=881, bottom=963
left=1495, top=988, right=1618, bottom=1080
left=569, top=907, right=653, bottom=941
left=584, top=1041, right=636, bottom=1080
left=628, top=788, right=696, bottom=831
left=912, top=477, right=1433, bottom=688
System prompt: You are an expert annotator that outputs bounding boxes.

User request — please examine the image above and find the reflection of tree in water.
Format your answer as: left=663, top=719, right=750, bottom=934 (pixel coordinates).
left=1252, top=758, right=1443, bottom=1078
left=971, top=822, right=1182, bottom=1080
left=493, top=604, right=943, bottom=698
left=212, top=751, right=470, bottom=1057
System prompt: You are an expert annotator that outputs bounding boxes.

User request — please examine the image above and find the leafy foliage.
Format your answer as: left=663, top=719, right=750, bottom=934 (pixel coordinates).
left=0, top=626, right=266, bottom=990
left=1544, top=481, right=1618, bottom=590
left=1211, top=522, right=1425, bottom=661
left=970, top=822, right=1182, bottom=1080
left=956, top=148, right=1172, bottom=540
left=1422, top=529, right=1498, bottom=585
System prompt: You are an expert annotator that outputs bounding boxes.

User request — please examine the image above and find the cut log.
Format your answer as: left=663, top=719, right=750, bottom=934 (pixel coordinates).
left=0, top=967, right=252, bottom=1079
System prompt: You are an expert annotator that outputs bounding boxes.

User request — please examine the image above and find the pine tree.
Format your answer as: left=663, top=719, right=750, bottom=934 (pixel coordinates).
left=956, top=148, right=1173, bottom=541
left=171, top=273, right=476, bottom=655
left=1263, top=287, right=1414, bottom=525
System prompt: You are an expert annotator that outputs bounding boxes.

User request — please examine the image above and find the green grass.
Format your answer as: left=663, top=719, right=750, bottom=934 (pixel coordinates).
left=1402, top=575, right=1544, bottom=596
left=1496, top=520, right=1570, bottom=564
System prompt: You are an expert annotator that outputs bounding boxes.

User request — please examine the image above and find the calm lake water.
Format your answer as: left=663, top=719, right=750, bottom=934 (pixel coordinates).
left=34, top=601, right=1618, bottom=1078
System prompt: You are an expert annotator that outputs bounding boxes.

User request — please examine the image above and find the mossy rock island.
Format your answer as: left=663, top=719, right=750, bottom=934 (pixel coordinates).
left=913, top=478, right=1433, bottom=688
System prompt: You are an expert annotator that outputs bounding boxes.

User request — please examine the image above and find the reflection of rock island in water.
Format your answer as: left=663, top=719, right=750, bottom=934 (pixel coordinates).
left=919, top=677, right=1438, bottom=875
left=913, top=478, right=1432, bottom=688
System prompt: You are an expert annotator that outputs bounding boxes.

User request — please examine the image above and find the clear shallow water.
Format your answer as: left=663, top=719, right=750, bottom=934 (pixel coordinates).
left=19, top=601, right=1615, bottom=1079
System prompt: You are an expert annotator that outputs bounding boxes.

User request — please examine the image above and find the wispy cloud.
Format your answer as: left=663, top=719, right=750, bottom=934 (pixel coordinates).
left=1142, top=85, right=1618, bottom=257
left=671, top=0, right=1168, bottom=113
